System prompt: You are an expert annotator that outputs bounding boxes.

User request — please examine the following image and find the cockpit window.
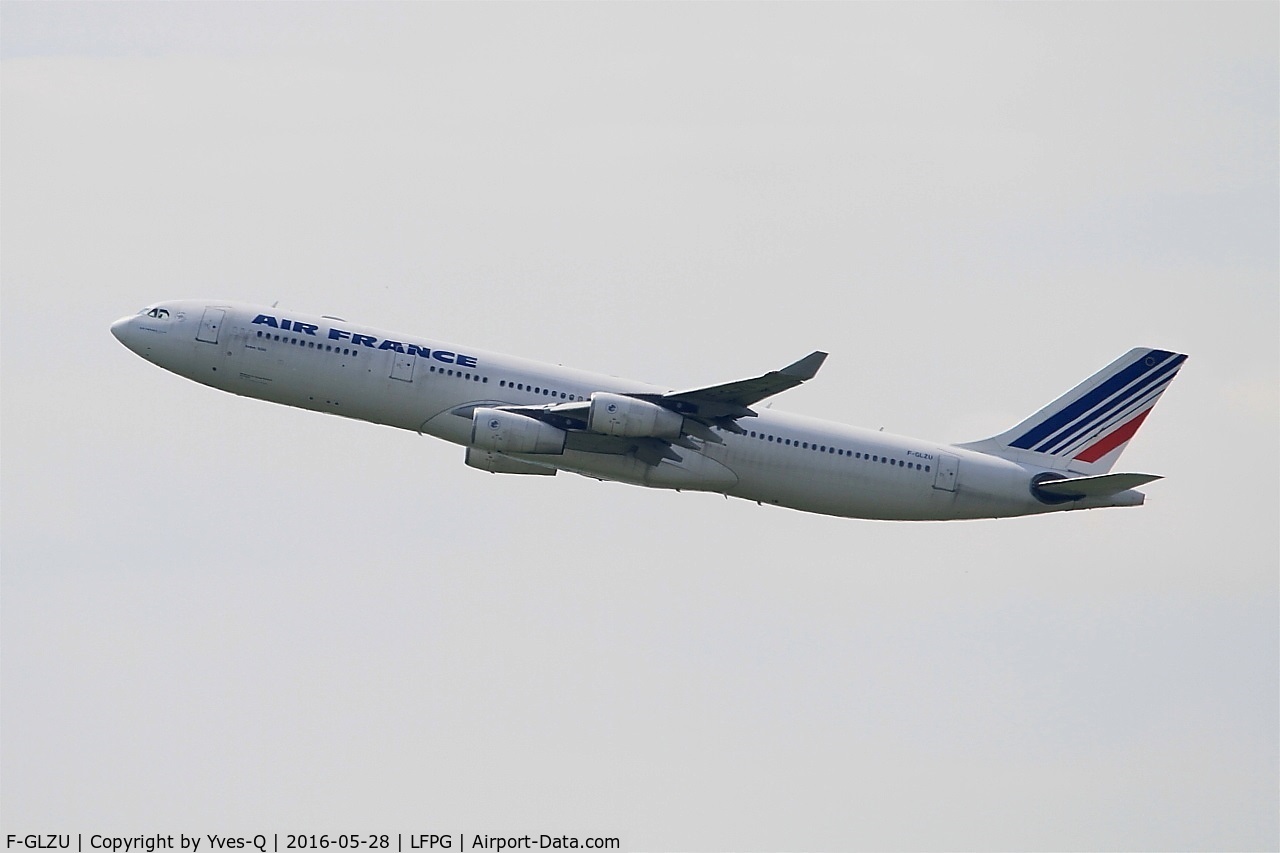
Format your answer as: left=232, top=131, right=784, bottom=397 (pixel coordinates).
left=140, top=307, right=171, bottom=319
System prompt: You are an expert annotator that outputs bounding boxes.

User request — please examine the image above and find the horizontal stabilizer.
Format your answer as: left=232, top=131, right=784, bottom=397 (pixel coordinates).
left=1034, top=472, right=1161, bottom=499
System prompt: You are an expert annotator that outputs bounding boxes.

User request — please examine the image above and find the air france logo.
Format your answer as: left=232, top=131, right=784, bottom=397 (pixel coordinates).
left=252, top=314, right=478, bottom=368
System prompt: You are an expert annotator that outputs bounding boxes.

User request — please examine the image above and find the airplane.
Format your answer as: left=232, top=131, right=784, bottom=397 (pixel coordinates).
left=110, top=300, right=1187, bottom=521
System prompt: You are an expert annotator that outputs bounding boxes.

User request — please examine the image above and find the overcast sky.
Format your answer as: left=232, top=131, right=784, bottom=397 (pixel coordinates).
left=2, top=3, right=1277, bottom=850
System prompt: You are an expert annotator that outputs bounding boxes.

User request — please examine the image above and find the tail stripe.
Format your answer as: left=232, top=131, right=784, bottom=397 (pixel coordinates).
left=1048, top=380, right=1170, bottom=458
left=1040, top=362, right=1182, bottom=456
left=1073, top=409, right=1152, bottom=463
left=1009, top=351, right=1183, bottom=453
left=958, top=346, right=1187, bottom=476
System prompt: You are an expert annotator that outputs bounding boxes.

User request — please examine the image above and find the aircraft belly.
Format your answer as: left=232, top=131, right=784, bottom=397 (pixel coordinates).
left=540, top=448, right=739, bottom=492
left=724, top=450, right=1035, bottom=521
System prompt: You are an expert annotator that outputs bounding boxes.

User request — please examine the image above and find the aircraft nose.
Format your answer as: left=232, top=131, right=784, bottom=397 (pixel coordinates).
left=110, top=315, right=142, bottom=351
left=111, top=314, right=147, bottom=356
left=110, top=315, right=131, bottom=343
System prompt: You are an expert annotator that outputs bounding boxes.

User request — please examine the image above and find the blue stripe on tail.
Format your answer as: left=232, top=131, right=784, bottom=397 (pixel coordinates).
left=1037, top=357, right=1185, bottom=455
left=1009, top=350, right=1181, bottom=452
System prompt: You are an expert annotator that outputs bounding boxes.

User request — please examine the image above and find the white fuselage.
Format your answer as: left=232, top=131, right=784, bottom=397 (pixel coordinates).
left=111, top=300, right=1141, bottom=521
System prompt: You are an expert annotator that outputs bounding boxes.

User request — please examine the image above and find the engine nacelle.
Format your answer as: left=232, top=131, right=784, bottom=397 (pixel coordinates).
left=471, top=408, right=566, bottom=455
left=465, top=447, right=558, bottom=475
left=587, top=392, right=684, bottom=439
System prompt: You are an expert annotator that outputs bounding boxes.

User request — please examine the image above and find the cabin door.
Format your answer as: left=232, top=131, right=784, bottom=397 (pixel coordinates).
left=197, top=308, right=225, bottom=344
left=933, top=453, right=959, bottom=492
left=390, top=351, right=417, bottom=382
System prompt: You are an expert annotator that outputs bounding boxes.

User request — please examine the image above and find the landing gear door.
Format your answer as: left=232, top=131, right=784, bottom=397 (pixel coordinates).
left=197, top=308, right=225, bottom=344
left=933, top=453, right=959, bottom=492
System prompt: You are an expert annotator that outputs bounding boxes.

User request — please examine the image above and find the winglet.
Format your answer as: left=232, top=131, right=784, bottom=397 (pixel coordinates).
left=781, top=351, right=828, bottom=381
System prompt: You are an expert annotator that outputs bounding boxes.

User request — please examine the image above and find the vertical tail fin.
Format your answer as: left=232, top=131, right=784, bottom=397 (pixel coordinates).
left=958, top=348, right=1188, bottom=475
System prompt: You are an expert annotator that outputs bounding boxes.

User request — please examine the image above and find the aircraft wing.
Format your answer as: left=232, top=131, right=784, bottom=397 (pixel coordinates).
left=453, top=350, right=827, bottom=465
left=462, top=350, right=828, bottom=425
left=653, top=351, right=828, bottom=419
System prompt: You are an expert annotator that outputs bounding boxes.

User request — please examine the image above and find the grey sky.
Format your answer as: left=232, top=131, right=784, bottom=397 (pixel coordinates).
left=2, top=3, right=1277, bottom=850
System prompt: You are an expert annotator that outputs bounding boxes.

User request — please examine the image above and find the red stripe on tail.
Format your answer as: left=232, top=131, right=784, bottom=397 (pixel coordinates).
left=1074, top=409, right=1152, bottom=463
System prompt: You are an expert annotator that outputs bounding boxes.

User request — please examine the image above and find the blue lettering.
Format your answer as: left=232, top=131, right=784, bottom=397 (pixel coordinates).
left=263, top=318, right=477, bottom=366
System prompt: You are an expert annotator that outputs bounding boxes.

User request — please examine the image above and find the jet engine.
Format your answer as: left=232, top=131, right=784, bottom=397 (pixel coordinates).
left=587, top=392, right=684, bottom=439
left=471, top=408, right=566, bottom=454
